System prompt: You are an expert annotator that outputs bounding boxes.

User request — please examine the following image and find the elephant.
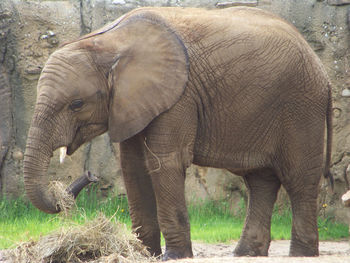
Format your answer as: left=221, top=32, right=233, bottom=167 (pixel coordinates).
left=23, top=7, right=333, bottom=260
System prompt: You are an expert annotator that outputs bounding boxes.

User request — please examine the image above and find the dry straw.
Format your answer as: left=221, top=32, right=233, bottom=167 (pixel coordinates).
left=49, top=181, right=76, bottom=216
left=5, top=181, right=154, bottom=263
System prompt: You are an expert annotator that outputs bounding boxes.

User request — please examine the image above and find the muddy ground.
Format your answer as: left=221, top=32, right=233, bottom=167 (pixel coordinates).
left=0, top=240, right=349, bottom=262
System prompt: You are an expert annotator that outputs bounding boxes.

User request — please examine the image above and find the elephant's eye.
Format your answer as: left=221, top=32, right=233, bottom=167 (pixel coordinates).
left=70, top=99, right=84, bottom=112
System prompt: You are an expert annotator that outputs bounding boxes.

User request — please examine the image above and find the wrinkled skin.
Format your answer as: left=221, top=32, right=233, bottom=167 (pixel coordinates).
left=23, top=7, right=332, bottom=260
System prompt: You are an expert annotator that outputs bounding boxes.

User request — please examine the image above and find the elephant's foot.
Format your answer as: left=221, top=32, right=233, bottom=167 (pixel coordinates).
left=137, top=230, right=162, bottom=257
left=147, top=246, right=162, bottom=258
left=162, top=247, right=193, bottom=261
left=289, top=239, right=319, bottom=257
left=234, top=238, right=269, bottom=257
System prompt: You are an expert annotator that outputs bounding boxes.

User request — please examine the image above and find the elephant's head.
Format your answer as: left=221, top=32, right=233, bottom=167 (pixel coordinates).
left=23, top=11, right=188, bottom=214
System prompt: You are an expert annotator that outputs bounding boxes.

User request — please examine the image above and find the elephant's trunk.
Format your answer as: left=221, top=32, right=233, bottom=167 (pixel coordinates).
left=24, top=125, right=98, bottom=214
left=24, top=124, right=59, bottom=213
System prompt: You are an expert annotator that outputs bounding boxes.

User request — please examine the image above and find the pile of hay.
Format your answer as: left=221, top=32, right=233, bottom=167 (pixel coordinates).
left=4, top=181, right=154, bottom=263
left=6, top=214, right=153, bottom=263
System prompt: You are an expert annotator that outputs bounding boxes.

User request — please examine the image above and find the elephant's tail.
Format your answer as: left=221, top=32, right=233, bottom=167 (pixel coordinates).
left=325, top=83, right=334, bottom=190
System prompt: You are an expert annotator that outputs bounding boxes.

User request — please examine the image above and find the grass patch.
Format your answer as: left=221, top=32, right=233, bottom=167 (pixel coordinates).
left=188, top=199, right=245, bottom=243
left=0, top=189, right=348, bottom=249
left=271, top=206, right=349, bottom=241
left=188, top=200, right=349, bottom=243
left=0, top=197, right=60, bottom=248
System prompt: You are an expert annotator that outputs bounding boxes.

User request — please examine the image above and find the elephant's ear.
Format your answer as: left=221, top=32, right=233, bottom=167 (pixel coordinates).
left=108, top=13, right=189, bottom=142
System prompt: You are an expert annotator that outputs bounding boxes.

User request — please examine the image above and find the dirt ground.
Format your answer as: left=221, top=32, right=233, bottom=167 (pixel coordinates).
left=168, top=240, right=350, bottom=263
left=0, top=240, right=349, bottom=262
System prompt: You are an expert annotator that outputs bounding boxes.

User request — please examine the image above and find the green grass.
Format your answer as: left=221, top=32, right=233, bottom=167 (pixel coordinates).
left=189, top=201, right=349, bottom=243
left=188, top=199, right=245, bottom=243
left=0, top=189, right=348, bottom=249
left=188, top=199, right=349, bottom=243
left=271, top=207, right=349, bottom=240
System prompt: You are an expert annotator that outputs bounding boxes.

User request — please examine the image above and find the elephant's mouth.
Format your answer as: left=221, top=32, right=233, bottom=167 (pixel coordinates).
left=67, top=141, right=81, bottom=156
left=61, top=123, right=107, bottom=161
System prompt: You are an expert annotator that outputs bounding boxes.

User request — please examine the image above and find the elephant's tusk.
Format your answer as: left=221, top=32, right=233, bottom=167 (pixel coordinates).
left=59, top=147, right=67, bottom=164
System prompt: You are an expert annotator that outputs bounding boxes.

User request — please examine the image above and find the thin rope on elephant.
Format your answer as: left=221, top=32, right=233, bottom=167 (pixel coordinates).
left=144, top=137, right=162, bottom=173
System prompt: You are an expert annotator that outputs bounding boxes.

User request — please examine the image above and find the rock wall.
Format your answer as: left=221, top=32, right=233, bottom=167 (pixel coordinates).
left=1, top=0, right=350, bottom=222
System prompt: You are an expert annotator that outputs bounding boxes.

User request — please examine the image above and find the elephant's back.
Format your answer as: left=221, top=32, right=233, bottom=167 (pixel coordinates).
left=161, top=7, right=328, bottom=90
left=136, top=7, right=304, bottom=44
left=142, top=7, right=317, bottom=72
left=113, top=7, right=329, bottom=105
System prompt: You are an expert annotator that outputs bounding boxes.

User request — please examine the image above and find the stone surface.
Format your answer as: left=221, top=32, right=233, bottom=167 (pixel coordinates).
left=0, top=0, right=350, bottom=224
left=216, top=1, right=258, bottom=8
left=0, top=4, right=13, bottom=194
left=328, top=0, right=350, bottom=6
left=342, top=190, right=350, bottom=206
left=0, top=65, right=12, bottom=192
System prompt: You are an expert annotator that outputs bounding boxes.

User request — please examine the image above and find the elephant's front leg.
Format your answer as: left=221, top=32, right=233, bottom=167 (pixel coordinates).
left=120, top=136, right=162, bottom=257
left=148, top=153, right=193, bottom=260
left=234, top=169, right=281, bottom=256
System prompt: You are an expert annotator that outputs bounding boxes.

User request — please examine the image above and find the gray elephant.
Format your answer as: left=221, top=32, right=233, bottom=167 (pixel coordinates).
left=23, top=7, right=333, bottom=260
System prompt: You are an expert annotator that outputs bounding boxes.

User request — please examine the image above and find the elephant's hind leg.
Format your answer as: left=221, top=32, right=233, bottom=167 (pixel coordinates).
left=120, top=135, right=162, bottom=257
left=279, top=129, right=324, bottom=256
left=283, top=167, right=321, bottom=257
left=288, top=189, right=319, bottom=256
left=234, top=169, right=281, bottom=256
